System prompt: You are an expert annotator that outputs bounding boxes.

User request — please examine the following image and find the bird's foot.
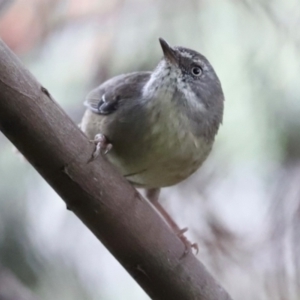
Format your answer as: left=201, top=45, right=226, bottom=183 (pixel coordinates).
left=89, top=133, right=112, bottom=161
left=145, top=189, right=199, bottom=257
left=177, top=227, right=199, bottom=257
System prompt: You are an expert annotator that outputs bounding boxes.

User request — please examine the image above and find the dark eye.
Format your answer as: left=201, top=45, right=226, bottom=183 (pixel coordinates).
left=191, top=66, right=202, bottom=76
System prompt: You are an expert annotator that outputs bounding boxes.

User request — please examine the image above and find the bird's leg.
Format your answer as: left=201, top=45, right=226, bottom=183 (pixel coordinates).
left=145, top=188, right=198, bottom=255
left=89, top=133, right=112, bottom=161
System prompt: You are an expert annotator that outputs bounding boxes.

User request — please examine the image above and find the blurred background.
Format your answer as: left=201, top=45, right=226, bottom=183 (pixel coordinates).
left=1, top=0, right=300, bottom=299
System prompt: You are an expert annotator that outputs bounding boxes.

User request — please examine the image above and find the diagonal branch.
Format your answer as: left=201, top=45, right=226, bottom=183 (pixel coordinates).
left=0, top=39, right=232, bottom=300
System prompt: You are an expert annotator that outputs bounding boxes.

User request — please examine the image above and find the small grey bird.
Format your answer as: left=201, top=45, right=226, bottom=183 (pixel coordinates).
left=81, top=38, right=224, bottom=252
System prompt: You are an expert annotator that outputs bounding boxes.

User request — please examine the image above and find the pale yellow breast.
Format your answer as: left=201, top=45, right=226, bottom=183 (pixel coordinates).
left=121, top=100, right=212, bottom=188
left=81, top=88, right=212, bottom=189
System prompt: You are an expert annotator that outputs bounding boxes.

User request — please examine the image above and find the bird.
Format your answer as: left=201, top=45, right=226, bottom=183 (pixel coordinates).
left=80, top=38, right=224, bottom=253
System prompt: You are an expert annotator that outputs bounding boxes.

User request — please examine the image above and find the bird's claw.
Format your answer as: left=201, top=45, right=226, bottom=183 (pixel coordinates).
left=88, top=133, right=112, bottom=162
left=177, top=227, right=199, bottom=257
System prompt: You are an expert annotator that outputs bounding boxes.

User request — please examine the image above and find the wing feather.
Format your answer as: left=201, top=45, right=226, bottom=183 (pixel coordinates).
left=84, top=72, right=151, bottom=115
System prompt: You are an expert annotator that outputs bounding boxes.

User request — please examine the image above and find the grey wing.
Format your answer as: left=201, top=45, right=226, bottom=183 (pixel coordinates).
left=83, top=86, right=105, bottom=113
left=84, top=72, right=151, bottom=115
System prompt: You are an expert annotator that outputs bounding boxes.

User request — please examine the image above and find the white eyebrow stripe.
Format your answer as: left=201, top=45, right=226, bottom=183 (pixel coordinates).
left=179, top=51, right=194, bottom=59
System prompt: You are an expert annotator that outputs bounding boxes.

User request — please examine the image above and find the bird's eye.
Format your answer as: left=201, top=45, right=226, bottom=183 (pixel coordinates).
left=191, top=66, right=202, bottom=76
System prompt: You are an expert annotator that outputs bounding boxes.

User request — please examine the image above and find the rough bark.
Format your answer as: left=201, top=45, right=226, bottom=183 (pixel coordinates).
left=0, top=39, right=233, bottom=300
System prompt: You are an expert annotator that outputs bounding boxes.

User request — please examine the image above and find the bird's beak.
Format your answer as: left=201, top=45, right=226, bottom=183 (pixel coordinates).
left=159, top=38, right=177, bottom=65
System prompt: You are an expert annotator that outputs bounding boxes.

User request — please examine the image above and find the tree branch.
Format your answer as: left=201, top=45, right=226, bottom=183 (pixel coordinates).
left=0, top=39, right=232, bottom=300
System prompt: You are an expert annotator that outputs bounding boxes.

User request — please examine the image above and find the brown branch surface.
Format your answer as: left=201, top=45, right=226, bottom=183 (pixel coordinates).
left=0, top=39, right=233, bottom=300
